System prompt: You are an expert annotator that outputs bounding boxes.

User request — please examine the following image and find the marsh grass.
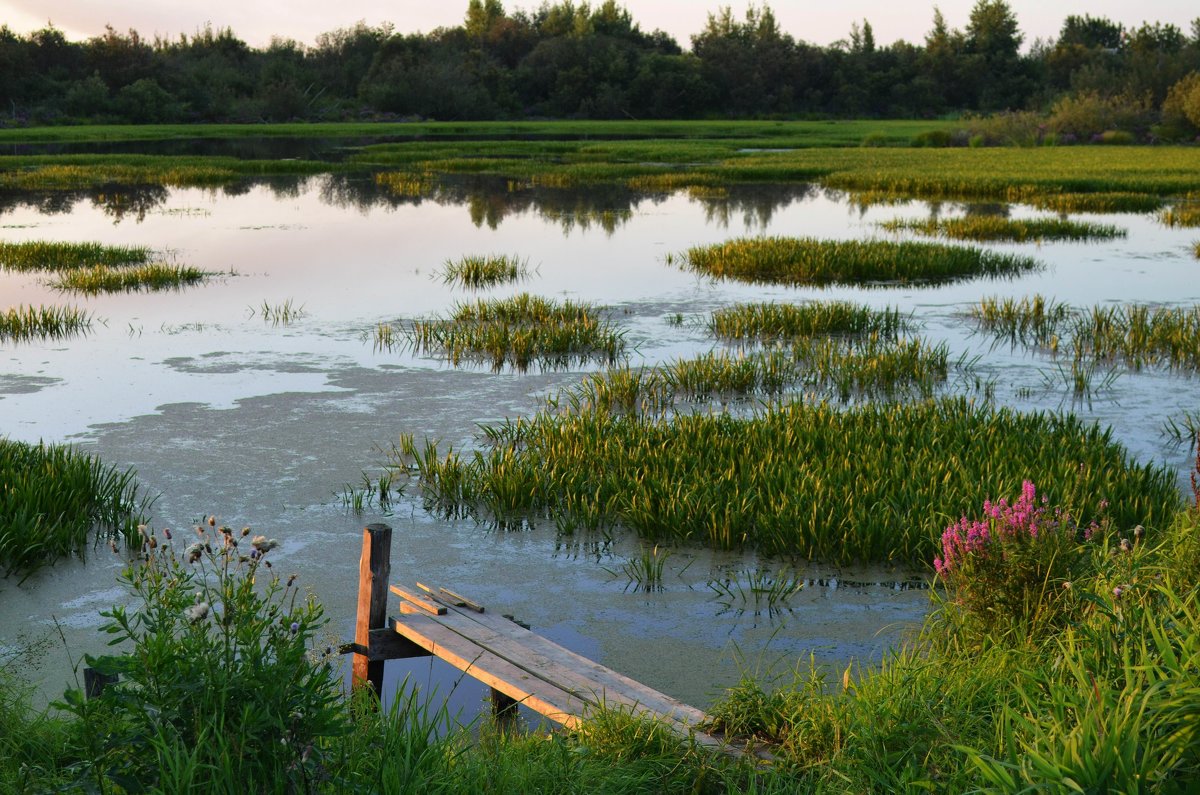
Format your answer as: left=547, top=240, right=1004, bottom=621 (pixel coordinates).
left=407, top=294, right=625, bottom=371
left=969, top=295, right=1072, bottom=350
left=548, top=335, right=950, bottom=416
left=681, top=237, right=1038, bottom=287
left=375, top=170, right=437, bottom=197
left=880, top=216, right=1125, bottom=243
left=0, top=241, right=150, bottom=272
left=710, top=301, right=908, bottom=341
left=1160, top=199, right=1200, bottom=228
left=51, top=263, right=213, bottom=293
left=251, top=299, right=306, bottom=326
left=708, top=567, right=804, bottom=612
left=391, top=397, right=1178, bottom=561
left=0, top=304, right=93, bottom=343
left=971, top=295, right=1200, bottom=372
left=437, top=254, right=531, bottom=289
left=0, top=156, right=328, bottom=190
left=611, top=545, right=671, bottom=592
left=0, top=438, right=148, bottom=578
left=1162, top=410, right=1200, bottom=450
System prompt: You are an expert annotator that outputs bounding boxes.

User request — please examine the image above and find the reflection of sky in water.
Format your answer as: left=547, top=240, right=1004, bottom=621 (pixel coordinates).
left=1, top=177, right=1197, bottom=708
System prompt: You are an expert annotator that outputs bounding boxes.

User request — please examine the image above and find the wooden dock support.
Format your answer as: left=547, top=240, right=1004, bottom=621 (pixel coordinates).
left=352, top=523, right=392, bottom=698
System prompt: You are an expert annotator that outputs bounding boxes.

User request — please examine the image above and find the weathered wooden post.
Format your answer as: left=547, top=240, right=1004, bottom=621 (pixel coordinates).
left=353, top=523, right=392, bottom=698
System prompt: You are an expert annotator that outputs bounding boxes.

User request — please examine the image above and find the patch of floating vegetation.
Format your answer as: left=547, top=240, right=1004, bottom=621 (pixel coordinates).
left=1194, top=241, right=1200, bottom=259
left=879, top=216, right=1126, bottom=243
left=708, top=566, right=805, bottom=614
left=403, top=293, right=625, bottom=372
left=0, top=304, right=93, bottom=343
left=390, top=397, right=1178, bottom=562
left=51, top=263, right=214, bottom=294
left=0, top=438, right=149, bottom=579
left=971, top=295, right=1200, bottom=372
left=0, top=240, right=150, bottom=272
left=710, top=301, right=909, bottom=341
left=437, top=254, right=531, bottom=289
left=678, top=237, right=1039, bottom=287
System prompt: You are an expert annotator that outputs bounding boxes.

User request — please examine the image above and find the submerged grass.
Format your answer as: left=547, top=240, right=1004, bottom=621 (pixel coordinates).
left=0, top=240, right=150, bottom=272
left=437, top=254, right=530, bottom=289
left=880, top=215, right=1125, bottom=243
left=391, top=397, right=1178, bottom=561
left=0, top=438, right=148, bottom=578
left=0, top=304, right=93, bottom=343
left=407, top=293, right=625, bottom=371
left=681, top=237, right=1038, bottom=287
left=51, top=263, right=213, bottom=293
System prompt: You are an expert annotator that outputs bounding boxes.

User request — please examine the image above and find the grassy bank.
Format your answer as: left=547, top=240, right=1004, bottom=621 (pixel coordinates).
left=4, top=490, right=1196, bottom=792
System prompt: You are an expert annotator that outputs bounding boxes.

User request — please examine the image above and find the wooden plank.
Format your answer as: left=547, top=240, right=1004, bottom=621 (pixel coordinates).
left=438, top=586, right=486, bottom=613
left=438, top=603, right=707, bottom=727
left=415, top=581, right=487, bottom=614
left=390, top=584, right=447, bottom=615
left=420, top=608, right=694, bottom=730
left=391, top=613, right=589, bottom=728
left=353, top=524, right=392, bottom=696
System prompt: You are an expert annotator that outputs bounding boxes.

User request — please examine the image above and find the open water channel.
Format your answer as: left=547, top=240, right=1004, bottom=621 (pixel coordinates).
left=1, top=172, right=1197, bottom=718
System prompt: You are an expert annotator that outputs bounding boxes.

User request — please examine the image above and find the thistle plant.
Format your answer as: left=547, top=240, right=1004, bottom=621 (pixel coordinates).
left=934, top=481, right=1108, bottom=638
left=59, top=520, right=346, bottom=792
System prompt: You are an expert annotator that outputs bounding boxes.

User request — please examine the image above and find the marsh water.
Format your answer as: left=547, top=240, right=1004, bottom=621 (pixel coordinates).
left=2, top=173, right=1197, bottom=716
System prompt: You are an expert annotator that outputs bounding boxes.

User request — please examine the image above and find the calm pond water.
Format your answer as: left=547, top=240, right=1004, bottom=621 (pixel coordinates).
left=1, top=174, right=1196, bottom=716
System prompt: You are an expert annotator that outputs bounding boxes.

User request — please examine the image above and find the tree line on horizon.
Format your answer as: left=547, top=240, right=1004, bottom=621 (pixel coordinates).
left=0, top=0, right=1198, bottom=127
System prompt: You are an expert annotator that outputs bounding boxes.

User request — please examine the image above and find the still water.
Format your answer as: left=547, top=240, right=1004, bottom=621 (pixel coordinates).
left=1, top=175, right=1196, bottom=715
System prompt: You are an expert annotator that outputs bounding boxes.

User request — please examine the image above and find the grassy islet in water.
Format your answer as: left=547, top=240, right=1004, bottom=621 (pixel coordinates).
left=880, top=215, right=1125, bottom=243
left=681, top=237, right=1038, bottom=287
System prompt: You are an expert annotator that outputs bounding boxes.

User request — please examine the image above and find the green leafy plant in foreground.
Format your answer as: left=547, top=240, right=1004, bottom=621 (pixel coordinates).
left=60, top=523, right=345, bottom=792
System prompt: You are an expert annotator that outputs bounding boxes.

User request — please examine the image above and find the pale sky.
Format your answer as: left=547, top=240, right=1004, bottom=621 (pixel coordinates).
left=0, top=0, right=1195, bottom=51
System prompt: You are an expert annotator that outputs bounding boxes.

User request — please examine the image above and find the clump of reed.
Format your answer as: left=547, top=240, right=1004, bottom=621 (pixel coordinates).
left=390, top=397, right=1178, bottom=562
left=407, top=293, right=625, bottom=372
left=549, top=334, right=950, bottom=416
left=612, top=544, right=672, bottom=591
left=710, top=301, right=908, bottom=341
left=0, top=240, right=150, bottom=272
left=50, top=263, right=212, bottom=294
left=969, top=295, right=1072, bottom=350
left=251, top=299, right=306, bottom=326
left=0, top=438, right=149, bottom=578
left=880, top=216, right=1125, bottom=243
left=973, top=296, right=1200, bottom=370
left=709, top=567, right=804, bottom=612
left=1160, top=199, right=1200, bottom=228
left=680, top=237, right=1038, bottom=287
left=437, top=254, right=530, bottom=289
left=0, top=304, right=93, bottom=343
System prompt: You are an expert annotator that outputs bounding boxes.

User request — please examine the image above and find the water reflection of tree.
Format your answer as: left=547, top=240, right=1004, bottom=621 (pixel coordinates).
left=696, top=184, right=817, bottom=230
left=315, top=173, right=815, bottom=235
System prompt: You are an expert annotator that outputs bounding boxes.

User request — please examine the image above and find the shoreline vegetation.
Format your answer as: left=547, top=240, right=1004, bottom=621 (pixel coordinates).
left=4, top=109, right=1200, bottom=788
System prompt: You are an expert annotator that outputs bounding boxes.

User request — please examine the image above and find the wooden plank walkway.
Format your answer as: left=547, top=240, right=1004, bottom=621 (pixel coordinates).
left=348, top=524, right=760, bottom=759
